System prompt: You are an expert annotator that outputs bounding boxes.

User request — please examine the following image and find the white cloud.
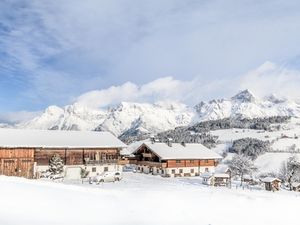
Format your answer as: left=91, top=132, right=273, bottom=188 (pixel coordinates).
left=76, top=76, right=196, bottom=108
left=77, top=60, right=300, bottom=109
left=238, top=61, right=300, bottom=100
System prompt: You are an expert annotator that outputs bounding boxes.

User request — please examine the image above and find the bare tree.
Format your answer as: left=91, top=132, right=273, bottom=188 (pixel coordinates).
left=286, top=155, right=300, bottom=191
left=228, top=154, right=257, bottom=185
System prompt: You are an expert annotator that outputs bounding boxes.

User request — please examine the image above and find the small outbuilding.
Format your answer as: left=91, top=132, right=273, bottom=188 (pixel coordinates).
left=201, top=172, right=214, bottom=185
left=242, top=175, right=259, bottom=185
left=201, top=172, right=230, bottom=187
left=292, top=182, right=300, bottom=192
left=261, top=177, right=281, bottom=191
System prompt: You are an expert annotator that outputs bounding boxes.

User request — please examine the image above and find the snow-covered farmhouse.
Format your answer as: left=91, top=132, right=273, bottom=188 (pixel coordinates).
left=0, top=128, right=127, bottom=179
left=130, top=140, right=222, bottom=177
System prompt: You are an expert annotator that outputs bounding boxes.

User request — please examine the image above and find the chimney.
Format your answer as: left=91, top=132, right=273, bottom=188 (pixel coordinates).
left=167, top=138, right=173, bottom=147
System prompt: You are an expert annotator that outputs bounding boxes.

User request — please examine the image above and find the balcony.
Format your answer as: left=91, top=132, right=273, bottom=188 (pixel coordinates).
left=136, top=161, right=167, bottom=168
left=84, top=159, right=119, bottom=165
left=118, top=159, right=130, bottom=165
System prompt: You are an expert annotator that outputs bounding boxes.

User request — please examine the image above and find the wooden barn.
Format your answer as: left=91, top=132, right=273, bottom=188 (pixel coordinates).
left=129, top=140, right=222, bottom=177
left=0, top=128, right=126, bottom=179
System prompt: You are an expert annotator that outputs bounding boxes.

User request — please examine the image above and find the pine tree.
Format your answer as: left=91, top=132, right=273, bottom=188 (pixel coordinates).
left=48, top=154, right=64, bottom=175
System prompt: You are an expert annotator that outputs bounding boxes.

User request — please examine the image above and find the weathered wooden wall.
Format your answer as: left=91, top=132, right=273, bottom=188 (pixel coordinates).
left=0, top=147, right=121, bottom=178
left=34, top=148, right=120, bottom=165
left=0, top=148, right=34, bottom=178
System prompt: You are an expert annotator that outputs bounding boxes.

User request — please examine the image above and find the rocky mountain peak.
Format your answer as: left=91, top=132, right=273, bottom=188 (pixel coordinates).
left=231, top=89, right=256, bottom=103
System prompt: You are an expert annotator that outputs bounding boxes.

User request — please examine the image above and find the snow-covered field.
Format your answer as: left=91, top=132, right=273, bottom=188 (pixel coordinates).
left=210, top=118, right=300, bottom=174
left=1, top=173, right=299, bottom=225
left=255, top=152, right=300, bottom=174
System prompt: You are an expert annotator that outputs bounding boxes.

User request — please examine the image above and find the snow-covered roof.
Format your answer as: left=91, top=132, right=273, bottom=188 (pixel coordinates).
left=200, top=172, right=213, bottom=178
left=125, top=140, right=147, bottom=155
left=243, top=175, right=253, bottom=180
left=0, top=128, right=127, bottom=148
left=214, top=173, right=230, bottom=178
left=261, top=177, right=281, bottom=183
left=215, top=164, right=230, bottom=173
left=292, top=182, right=300, bottom=188
left=133, top=141, right=222, bottom=160
left=200, top=172, right=229, bottom=178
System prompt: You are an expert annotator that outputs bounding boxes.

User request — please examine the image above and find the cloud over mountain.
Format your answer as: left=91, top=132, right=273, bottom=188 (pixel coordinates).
left=76, top=77, right=196, bottom=108
left=239, top=62, right=300, bottom=101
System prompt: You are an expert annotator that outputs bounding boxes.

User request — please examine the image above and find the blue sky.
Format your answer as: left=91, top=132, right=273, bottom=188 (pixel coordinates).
left=1, top=0, right=300, bottom=122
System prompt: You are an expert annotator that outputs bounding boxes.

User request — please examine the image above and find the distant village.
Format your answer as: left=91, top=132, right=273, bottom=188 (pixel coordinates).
left=0, top=128, right=299, bottom=193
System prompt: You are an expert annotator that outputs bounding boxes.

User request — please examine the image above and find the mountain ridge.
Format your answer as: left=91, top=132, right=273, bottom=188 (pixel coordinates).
left=15, top=90, right=300, bottom=138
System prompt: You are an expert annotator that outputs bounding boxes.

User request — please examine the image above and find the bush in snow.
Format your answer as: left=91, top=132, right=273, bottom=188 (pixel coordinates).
left=80, top=168, right=89, bottom=178
left=279, top=155, right=300, bottom=190
left=48, top=154, right=64, bottom=176
left=229, top=138, right=270, bottom=160
left=228, top=154, right=257, bottom=185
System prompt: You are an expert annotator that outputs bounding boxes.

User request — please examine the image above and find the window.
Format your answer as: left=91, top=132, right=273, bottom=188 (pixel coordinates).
left=205, top=168, right=209, bottom=172
left=89, top=152, right=96, bottom=161
left=172, top=169, right=176, bottom=174
left=205, top=159, right=209, bottom=163
left=104, top=167, right=108, bottom=172
left=189, top=160, right=194, bottom=163
left=92, top=167, right=96, bottom=172
left=191, top=169, right=194, bottom=173
left=176, top=160, right=181, bottom=163
left=179, top=169, right=183, bottom=173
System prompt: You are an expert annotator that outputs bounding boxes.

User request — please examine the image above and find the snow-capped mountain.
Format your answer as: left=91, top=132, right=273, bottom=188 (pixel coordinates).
left=18, top=101, right=195, bottom=137
left=95, top=101, right=195, bottom=136
left=195, top=89, right=300, bottom=121
left=17, top=104, right=107, bottom=131
left=16, top=89, right=300, bottom=137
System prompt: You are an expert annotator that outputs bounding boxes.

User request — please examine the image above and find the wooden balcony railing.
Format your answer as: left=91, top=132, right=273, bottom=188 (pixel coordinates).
left=118, top=159, right=130, bottom=165
left=136, top=161, right=167, bottom=168
left=84, top=159, right=118, bottom=165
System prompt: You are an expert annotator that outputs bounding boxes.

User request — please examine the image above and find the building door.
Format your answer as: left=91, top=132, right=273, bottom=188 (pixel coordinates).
left=0, top=159, right=18, bottom=176
left=0, top=158, right=34, bottom=178
left=18, top=158, right=34, bottom=178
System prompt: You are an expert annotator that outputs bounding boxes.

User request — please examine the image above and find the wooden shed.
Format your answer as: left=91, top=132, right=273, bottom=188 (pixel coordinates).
left=261, top=177, right=281, bottom=191
left=201, top=172, right=230, bottom=187
left=292, top=182, right=300, bottom=192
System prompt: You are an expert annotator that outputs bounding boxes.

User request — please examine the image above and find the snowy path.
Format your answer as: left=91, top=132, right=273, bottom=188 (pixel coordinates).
left=0, top=173, right=299, bottom=225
